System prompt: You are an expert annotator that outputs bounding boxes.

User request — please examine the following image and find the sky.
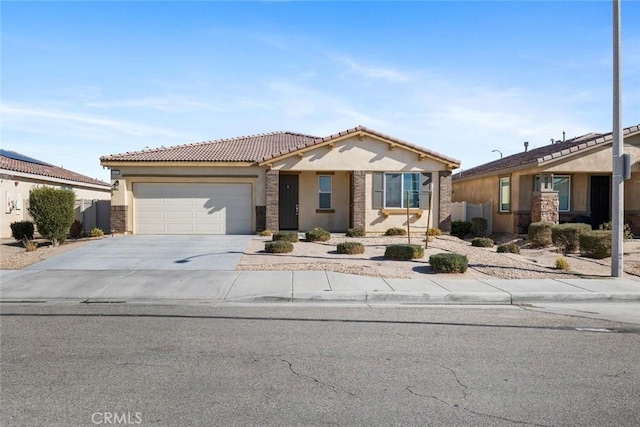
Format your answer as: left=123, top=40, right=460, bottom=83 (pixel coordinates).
left=2, top=1, right=639, bottom=183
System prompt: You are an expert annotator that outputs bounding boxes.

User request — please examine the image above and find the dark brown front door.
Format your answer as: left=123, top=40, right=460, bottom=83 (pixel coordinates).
left=279, top=174, right=299, bottom=230
left=590, top=175, right=611, bottom=229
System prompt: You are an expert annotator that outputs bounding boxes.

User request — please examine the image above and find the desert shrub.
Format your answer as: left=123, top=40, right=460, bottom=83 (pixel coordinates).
left=265, top=241, right=294, bottom=253
left=580, top=230, right=612, bottom=259
left=551, top=223, right=592, bottom=253
left=272, top=231, right=299, bottom=243
left=346, top=228, right=366, bottom=237
left=90, top=228, right=104, bottom=238
left=426, top=228, right=442, bottom=237
left=337, top=242, right=365, bottom=255
left=22, top=238, right=38, bottom=252
left=497, top=243, right=521, bottom=254
left=10, top=221, right=35, bottom=241
left=305, top=227, right=331, bottom=242
left=598, top=221, right=634, bottom=240
left=384, top=227, right=406, bottom=236
left=451, top=221, right=472, bottom=239
left=527, top=221, right=554, bottom=248
left=69, top=220, right=85, bottom=239
left=429, top=253, right=468, bottom=273
left=28, top=187, right=75, bottom=247
left=555, top=256, right=570, bottom=271
left=384, top=244, right=424, bottom=260
left=471, top=237, right=494, bottom=247
left=471, top=217, right=488, bottom=237
left=259, top=229, right=273, bottom=237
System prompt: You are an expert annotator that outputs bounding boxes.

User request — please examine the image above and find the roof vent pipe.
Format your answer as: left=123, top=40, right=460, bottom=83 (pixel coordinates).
left=562, top=131, right=566, bottom=142
left=524, top=141, right=529, bottom=152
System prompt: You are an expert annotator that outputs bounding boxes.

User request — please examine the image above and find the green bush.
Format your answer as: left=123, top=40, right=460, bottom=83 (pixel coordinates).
left=90, top=227, right=104, bottom=238
left=69, top=220, right=84, bottom=239
left=551, top=223, right=592, bottom=253
left=429, top=253, right=468, bottom=273
left=451, top=221, right=472, bottom=239
left=384, top=244, right=424, bottom=260
left=497, top=243, right=521, bottom=254
left=28, top=187, right=75, bottom=247
left=259, top=229, right=273, bottom=237
left=305, top=227, right=331, bottom=242
left=272, top=231, right=299, bottom=243
left=471, top=217, right=488, bottom=237
left=527, top=221, right=554, bottom=248
left=598, top=221, right=634, bottom=240
left=555, top=256, right=570, bottom=271
left=265, top=240, right=294, bottom=253
left=471, top=237, right=494, bottom=247
left=384, top=227, right=406, bottom=236
left=10, top=221, right=35, bottom=241
left=337, top=242, right=365, bottom=255
left=580, top=230, right=612, bottom=259
left=427, top=228, right=442, bottom=237
left=346, top=228, right=366, bottom=237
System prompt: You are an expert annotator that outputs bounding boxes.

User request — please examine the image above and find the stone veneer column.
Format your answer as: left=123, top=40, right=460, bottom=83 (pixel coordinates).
left=255, top=206, right=266, bottom=233
left=351, top=171, right=366, bottom=230
left=531, top=191, right=559, bottom=223
left=110, top=205, right=127, bottom=234
left=265, top=170, right=280, bottom=232
left=438, top=171, right=452, bottom=232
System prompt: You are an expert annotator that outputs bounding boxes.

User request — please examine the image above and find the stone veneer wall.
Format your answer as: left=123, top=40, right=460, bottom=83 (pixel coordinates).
left=350, top=171, right=366, bottom=230
left=255, top=206, right=266, bottom=233
left=438, top=171, right=452, bottom=232
left=531, top=191, right=559, bottom=224
left=265, top=170, right=279, bottom=232
left=514, top=211, right=532, bottom=234
left=110, top=205, right=127, bottom=233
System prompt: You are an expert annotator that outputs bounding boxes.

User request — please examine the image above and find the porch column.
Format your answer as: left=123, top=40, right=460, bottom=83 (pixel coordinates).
left=265, top=170, right=280, bottom=232
left=351, top=171, right=366, bottom=230
left=438, top=171, right=452, bottom=232
left=531, top=173, right=559, bottom=224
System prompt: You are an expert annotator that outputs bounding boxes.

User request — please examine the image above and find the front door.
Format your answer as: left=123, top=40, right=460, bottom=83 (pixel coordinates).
left=590, top=175, right=611, bottom=229
left=279, top=174, right=299, bottom=230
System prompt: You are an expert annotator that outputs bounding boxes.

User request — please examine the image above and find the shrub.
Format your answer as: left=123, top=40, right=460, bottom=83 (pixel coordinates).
left=471, top=217, right=488, bottom=237
left=551, top=223, right=592, bottom=253
left=598, top=221, right=634, bottom=240
left=10, top=221, right=35, bottom=241
left=426, top=228, right=442, bottom=237
left=337, top=242, right=365, bottom=255
left=346, top=228, right=366, bottom=237
left=22, top=238, right=38, bottom=252
left=555, top=256, right=570, bottom=271
left=580, top=230, right=612, bottom=259
left=272, top=231, right=299, bottom=243
left=451, top=221, right=472, bottom=239
left=305, top=227, right=331, bottom=242
left=384, top=227, right=406, bottom=236
left=28, top=187, right=75, bottom=247
left=69, top=220, right=85, bottom=239
left=384, top=244, right=424, bottom=260
left=429, top=253, right=469, bottom=273
left=90, top=227, right=104, bottom=238
left=265, top=241, right=294, bottom=253
left=259, top=230, right=273, bottom=237
left=527, top=221, right=554, bottom=248
left=471, top=237, right=494, bottom=248
left=497, top=243, right=520, bottom=254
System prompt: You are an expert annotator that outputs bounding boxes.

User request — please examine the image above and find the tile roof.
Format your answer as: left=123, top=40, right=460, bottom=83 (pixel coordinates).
left=0, top=149, right=110, bottom=188
left=454, top=124, right=640, bottom=181
left=100, top=126, right=461, bottom=168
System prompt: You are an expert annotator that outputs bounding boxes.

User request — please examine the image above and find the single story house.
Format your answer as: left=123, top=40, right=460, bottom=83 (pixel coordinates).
left=1, top=149, right=111, bottom=238
left=99, top=126, right=460, bottom=235
left=452, top=124, right=640, bottom=235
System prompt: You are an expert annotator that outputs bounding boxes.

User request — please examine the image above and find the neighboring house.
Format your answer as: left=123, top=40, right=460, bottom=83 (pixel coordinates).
left=452, top=124, right=640, bottom=235
left=1, top=149, right=111, bottom=238
left=99, top=126, right=460, bottom=235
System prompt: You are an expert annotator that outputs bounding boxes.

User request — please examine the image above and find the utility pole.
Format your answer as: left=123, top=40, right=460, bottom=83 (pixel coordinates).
left=611, top=0, right=624, bottom=277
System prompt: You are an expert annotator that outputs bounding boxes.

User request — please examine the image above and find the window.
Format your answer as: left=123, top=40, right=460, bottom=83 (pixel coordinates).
left=535, top=175, right=571, bottom=212
left=383, top=172, right=421, bottom=208
left=499, top=177, right=511, bottom=212
left=318, top=175, right=332, bottom=209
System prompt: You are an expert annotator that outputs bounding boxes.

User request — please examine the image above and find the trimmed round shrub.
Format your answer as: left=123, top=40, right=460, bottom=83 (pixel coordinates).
left=471, top=217, right=488, bottom=237
left=384, top=227, right=407, bottom=236
left=527, top=221, right=554, bottom=248
left=551, top=223, right=592, bottom=253
left=265, top=240, right=294, bottom=253
left=580, top=230, right=612, bottom=259
left=305, top=227, right=331, bottom=242
left=384, top=244, right=424, bottom=260
left=451, top=221, right=472, bottom=239
left=427, top=228, right=442, bottom=237
left=346, top=228, right=366, bottom=237
left=90, top=228, right=104, bottom=238
left=272, top=231, right=299, bottom=243
left=28, top=187, right=75, bottom=247
left=429, top=253, right=469, bottom=273
left=471, top=237, right=494, bottom=248
left=69, top=220, right=84, bottom=239
left=10, top=221, right=35, bottom=241
left=259, top=229, right=273, bottom=237
left=337, top=242, right=365, bottom=255
left=497, top=243, right=521, bottom=254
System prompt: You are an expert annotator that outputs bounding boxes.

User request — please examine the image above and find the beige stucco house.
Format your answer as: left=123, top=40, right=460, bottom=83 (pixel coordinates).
left=99, top=126, right=460, bottom=235
left=452, top=124, right=640, bottom=235
left=1, top=149, right=111, bottom=238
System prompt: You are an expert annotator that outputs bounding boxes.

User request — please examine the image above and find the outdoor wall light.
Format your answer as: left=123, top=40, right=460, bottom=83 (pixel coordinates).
left=112, top=180, right=120, bottom=191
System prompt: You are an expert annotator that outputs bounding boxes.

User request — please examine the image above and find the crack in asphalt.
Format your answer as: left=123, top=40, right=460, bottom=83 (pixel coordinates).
left=281, top=359, right=359, bottom=398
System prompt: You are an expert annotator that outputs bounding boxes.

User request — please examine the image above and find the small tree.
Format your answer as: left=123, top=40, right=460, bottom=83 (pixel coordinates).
left=28, top=187, right=75, bottom=247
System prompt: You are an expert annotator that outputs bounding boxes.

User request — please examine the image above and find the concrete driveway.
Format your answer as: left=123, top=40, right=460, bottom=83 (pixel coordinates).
left=25, top=235, right=254, bottom=271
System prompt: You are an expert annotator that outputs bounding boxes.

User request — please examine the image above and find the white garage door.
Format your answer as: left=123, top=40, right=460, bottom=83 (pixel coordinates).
left=134, top=183, right=252, bottom=234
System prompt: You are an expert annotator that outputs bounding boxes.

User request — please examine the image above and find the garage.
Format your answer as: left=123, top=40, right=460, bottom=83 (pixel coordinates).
left=134, top=183, right=252, bottom=234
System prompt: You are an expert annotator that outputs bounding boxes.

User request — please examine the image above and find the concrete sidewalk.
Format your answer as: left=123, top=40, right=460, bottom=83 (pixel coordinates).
left=1, top=269, right=640, bottom=305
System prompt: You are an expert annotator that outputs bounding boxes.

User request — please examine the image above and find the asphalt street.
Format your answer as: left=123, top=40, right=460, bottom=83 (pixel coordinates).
left=2, top=304, right=639, bottom=426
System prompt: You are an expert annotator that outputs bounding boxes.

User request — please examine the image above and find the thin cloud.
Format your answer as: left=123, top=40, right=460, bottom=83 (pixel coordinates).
left=331, top=54, right=411, bottom=83
left=84, top=97, right=220, bottom=112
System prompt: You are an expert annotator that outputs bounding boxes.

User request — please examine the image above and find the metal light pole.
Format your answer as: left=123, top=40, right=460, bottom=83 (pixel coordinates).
left=611, top=0, right=624, bottom=277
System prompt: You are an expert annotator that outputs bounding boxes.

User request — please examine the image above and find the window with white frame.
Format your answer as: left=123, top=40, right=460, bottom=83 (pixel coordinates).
left=384, top=172, right=421, bottom=208
left=499, top=176, right=511, bottom=212
left=535, top=175, right=571, bottom=212
left=318, top=175, right=332, bottom=209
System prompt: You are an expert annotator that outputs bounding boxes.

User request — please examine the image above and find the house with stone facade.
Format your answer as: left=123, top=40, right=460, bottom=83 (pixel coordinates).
left=99, top=126, right=460, bottom=235
left=452, top=124, right=640, bottom=235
